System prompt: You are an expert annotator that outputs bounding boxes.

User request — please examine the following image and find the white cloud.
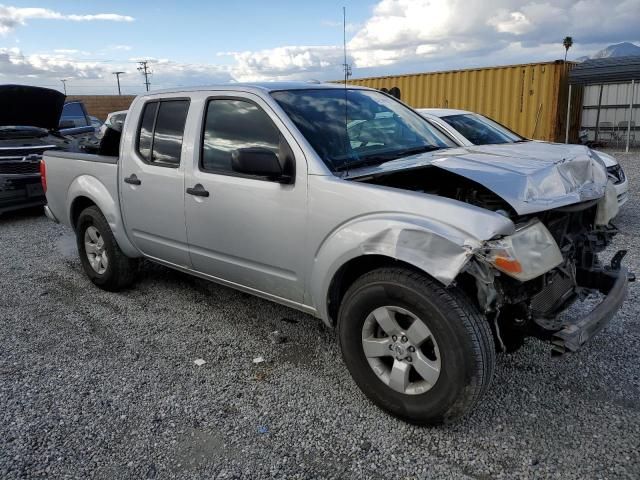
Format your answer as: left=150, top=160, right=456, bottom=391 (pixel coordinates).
left=0, top=4, right=133, bottom=35
left=488, top=10, right=532, bottom=35
left=0, top=48, right=233, bottom=94
left=0, top=47, right=105, bottom=79
left=224, top=0, right=640, bottom=80
left=224, top=46, right=346, bottom=82
left=65, top=14, right=134, bottom=22
left=53, top=49, right=82, bottom=54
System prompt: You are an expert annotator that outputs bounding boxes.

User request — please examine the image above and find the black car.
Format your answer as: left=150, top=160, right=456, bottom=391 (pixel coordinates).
left=0, top=85, right=73, bottom=215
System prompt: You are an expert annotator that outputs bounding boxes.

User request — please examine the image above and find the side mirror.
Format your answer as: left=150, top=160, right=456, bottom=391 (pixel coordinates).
left=232, top=147, right=290, bottom=182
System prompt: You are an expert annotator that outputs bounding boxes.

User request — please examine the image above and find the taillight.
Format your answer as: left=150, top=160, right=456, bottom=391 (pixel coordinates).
left=40, top=160, right=47, bottom=193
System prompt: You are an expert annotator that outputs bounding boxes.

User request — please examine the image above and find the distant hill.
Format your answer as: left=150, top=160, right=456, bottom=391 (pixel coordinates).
left=576, top=42, right=640, bottom=62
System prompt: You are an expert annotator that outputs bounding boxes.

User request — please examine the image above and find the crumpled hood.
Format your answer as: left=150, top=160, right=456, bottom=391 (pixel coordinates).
left=477, top=140, right=619, bottom=168
left=0, top=84, right=66, bottom=130
left=345, top=143, right=609, bottom=215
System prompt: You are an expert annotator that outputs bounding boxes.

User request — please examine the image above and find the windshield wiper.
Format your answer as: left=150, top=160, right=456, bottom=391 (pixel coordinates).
left=334, top=157, right=383, bottom=171
left=334, top=145, right=440, bottom=171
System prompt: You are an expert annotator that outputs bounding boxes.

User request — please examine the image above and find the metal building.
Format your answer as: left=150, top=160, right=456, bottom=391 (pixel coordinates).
left=345, top=61, right=579, bottom=142
left=569, top=56, right=640, bottom=151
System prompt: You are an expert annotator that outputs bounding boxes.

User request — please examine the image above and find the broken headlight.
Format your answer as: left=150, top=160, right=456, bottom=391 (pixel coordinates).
left=482, top=219, right=563, bottom=282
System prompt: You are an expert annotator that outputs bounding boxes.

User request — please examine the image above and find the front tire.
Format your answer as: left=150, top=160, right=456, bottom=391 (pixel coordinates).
left=76, top=206, right=137, bottom=291
left=338, top=267, right=495, bottom=425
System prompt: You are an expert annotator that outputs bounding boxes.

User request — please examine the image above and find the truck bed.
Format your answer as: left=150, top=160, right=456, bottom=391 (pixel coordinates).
left=43, top=150, right=119, bottom=230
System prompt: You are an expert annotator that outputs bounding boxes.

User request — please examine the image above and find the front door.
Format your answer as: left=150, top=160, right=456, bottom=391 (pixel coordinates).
left=120, top=98, right=191, bottom=267
left=184, top=94, right=307, bottom=302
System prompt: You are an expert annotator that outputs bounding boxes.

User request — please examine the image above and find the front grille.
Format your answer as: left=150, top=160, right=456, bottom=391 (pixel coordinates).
left=0, top=161, right=40, bottom=175
left=607, top=165, right=626, bottom=185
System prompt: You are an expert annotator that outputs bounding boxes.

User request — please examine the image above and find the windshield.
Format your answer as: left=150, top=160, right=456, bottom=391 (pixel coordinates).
left=441, top=113, right=524, bottom=145
left=271, top=89, right=455, bottom=172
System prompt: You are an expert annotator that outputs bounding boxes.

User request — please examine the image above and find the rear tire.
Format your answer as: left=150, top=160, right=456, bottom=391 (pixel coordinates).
left=76, top=206, right=137, bottom=291
left=338, top=267, right=495, bottom=425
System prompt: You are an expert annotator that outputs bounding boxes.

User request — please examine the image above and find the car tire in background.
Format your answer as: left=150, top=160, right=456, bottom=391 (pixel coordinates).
left=338, top=267, right=495, bottom=425
left=76, top=205, right=137, bottom=291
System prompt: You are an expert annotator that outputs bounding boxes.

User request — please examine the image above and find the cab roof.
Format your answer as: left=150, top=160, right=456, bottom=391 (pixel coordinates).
left=141, top=81, right=370, bottom=97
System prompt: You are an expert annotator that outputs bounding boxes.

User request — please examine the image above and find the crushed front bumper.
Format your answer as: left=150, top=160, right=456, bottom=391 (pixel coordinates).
left=551, top=253, right=632, bottom=354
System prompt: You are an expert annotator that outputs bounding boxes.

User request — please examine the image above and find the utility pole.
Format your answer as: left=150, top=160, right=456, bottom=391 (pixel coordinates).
left=112, top=71, right=125, bottom=95
left=60, top=79, right=67, bottom=95
left=137, top=61, right=152, bottom=92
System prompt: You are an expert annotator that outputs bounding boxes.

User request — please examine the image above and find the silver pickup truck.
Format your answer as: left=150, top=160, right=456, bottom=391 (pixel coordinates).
left=42, top=82, right=630, bottom=425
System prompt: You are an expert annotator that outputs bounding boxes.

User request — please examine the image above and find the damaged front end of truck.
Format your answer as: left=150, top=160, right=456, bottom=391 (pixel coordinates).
left=348, top=145, right=633, bottom=354
left=464, top=203, right=630, bottom=354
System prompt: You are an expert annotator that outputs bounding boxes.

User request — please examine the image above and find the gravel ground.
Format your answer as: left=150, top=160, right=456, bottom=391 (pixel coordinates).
left=1, top=150, right=639, bottom=479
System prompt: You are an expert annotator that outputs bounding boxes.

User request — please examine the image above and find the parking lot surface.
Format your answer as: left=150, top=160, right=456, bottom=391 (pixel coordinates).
left=1, top=151, right=639, bottom=479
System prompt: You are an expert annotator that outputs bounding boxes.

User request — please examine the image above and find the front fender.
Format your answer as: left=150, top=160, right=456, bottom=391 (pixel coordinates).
left=309, top=213, right=510, bottom=324
left=67, top=175, right=139, bottom=257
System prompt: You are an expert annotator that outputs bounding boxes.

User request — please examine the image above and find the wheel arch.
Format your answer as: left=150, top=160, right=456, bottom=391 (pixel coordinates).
left=326, top=254, right=432, bottom=327
left=67, top=175, right=139, bottom=258
left=70, top=196, right=96, bottom=229
left=310, top=216, right=484, bottom=327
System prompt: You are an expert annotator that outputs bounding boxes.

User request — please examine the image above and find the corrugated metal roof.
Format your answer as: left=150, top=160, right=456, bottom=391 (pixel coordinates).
left=569, top=56, right=640, bottom=85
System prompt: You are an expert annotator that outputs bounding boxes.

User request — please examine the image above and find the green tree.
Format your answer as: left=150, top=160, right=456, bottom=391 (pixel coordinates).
left=563, top=36, right=574, bottom=61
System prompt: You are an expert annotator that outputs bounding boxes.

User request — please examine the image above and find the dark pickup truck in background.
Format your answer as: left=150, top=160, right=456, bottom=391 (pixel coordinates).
left=0, top=84, right=94, bottom=215
left=59, top=100, right=98, bottom=138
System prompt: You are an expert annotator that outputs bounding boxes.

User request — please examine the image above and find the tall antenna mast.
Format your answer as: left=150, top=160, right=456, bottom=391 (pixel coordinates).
left=342, top=6, right=351, bottom=83
left=341, top=6, right=354, bottom=175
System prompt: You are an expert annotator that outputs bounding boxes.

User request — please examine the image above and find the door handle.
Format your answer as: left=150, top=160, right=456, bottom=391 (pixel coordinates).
left=186, top=184, right=210, bottom=197
left=124, top=174, right=141, bottom=185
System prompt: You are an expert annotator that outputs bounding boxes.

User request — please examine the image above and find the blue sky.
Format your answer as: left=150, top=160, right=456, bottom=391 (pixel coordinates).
left=1, top=0, right=639, bottom=94
left=6, top=1, right=371, bottom=63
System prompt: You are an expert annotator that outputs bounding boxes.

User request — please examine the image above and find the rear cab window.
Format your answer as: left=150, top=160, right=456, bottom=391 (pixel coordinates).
left=136, top=99, right=190, bottom=167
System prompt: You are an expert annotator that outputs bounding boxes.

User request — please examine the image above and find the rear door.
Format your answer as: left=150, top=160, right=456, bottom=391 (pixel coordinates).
left=120, top=98, right=192, bottom=267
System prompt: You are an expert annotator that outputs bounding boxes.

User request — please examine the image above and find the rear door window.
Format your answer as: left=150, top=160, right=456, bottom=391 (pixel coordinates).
left=136, top=99, right=190, bottom=167
left=137, top=102, right=157, bottom=161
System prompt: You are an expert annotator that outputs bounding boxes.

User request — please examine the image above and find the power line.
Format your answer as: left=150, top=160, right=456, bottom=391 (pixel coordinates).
left=137, top=60, right=152, bottom=92
left=112, top=71, right=125, bottom=95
